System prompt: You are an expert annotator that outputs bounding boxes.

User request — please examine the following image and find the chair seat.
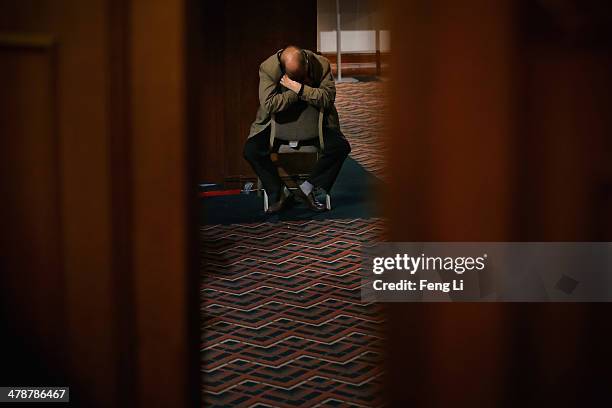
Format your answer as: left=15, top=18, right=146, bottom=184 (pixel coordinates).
left=263, top=103, right=330, bottom=212
left=277, top=144, right=320, bottom=154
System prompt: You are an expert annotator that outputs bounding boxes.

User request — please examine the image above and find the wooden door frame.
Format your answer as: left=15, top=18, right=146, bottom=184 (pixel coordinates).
left=109, top=0, right=201, bottom=406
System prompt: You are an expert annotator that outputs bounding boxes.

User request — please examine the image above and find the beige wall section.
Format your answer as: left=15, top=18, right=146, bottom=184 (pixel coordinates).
left=317, top=0, right=389, bottom=52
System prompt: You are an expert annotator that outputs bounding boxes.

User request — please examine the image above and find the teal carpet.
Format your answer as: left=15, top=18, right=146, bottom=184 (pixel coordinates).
left=200, top=157, right=382, bottom=225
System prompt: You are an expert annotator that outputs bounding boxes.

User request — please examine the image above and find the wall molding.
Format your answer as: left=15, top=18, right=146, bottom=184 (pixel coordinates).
left=320, top=51, right=390, bottom=76
left=0, top=33, right=56, bottom=49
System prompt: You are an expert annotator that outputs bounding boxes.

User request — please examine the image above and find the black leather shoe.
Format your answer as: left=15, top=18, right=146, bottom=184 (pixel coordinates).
left=265, top=192, right=294, bottom=214
left=294, top=188, right=327, bottom=212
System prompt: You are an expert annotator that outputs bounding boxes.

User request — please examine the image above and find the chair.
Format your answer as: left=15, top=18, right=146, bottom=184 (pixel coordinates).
left=258, top=100, right=332, bottom=211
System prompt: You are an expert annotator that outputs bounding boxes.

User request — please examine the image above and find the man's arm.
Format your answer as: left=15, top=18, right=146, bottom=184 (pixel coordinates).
left=259, top=64, right=298, bottom=114
left=299, top=60, right=336, bottom=110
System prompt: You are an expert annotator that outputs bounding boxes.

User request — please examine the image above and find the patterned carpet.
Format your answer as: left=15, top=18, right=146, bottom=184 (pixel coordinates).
left=201, top=81, right=388, bottom=407
left=335, top=81, right=389, bottom=180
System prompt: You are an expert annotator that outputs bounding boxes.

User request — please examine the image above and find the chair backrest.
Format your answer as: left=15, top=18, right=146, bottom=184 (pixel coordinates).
left=271, top=101, right=323, bottom=143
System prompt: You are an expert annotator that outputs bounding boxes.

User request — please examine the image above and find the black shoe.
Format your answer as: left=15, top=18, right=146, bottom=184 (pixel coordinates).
left=265, top=192, right=294, bottom=214
left=294, top=187, right=327, bottom=212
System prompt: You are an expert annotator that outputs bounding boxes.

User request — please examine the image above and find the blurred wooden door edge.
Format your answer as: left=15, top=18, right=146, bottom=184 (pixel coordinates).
left=0, top=0, right=201, bottom=406
left=385, top=0, right=612, bottom=407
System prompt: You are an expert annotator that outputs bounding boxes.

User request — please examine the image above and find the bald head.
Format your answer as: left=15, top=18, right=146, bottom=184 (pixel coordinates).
left=280, top=46, right=307, bottom=81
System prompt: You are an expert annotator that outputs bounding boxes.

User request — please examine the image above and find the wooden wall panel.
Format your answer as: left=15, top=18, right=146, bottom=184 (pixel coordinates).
left=384, top=2, right=516, bottom=406
left=198, top=1, right=227, bottom=185
left=0, top=35, right=66, bottom=383
left=322, top=51, right=391, bottom=76
left=384, top=0, right=612, bottom=406
left=129, top=0, right=199, bottom=406
left=0, top=1, right=201, bottom=406
left=197, top=0, right=317, bottom=183
left=0, top=5, right=119, bottom=401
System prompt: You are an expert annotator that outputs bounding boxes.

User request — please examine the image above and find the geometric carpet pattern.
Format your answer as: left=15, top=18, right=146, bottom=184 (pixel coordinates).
left=201, top=218, right=387, bottom=407
left=335, top=81, right=389, bottom=181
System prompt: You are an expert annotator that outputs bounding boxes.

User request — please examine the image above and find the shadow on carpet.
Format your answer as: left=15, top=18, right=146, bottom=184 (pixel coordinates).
left=201, top=157, right=382, bottom=225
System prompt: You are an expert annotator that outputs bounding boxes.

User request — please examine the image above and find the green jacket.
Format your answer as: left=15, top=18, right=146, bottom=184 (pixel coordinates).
left=248, top=49, right=341, bottom=139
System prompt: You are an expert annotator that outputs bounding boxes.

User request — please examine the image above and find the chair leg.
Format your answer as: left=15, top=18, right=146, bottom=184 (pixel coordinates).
left=325, top=194, right=331, bottom=210
left=263, top=189, right=269, bottom=212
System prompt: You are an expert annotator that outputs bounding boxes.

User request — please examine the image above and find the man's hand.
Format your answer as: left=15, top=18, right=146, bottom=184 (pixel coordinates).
left=280, top=74, right=302, bottom=94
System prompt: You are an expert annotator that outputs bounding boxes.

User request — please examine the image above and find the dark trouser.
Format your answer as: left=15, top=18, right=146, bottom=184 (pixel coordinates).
left=243, top=126, right=351, bottom=203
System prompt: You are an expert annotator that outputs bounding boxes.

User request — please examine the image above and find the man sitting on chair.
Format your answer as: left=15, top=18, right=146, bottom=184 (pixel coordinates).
left=243, top=45, right=351, bottom=214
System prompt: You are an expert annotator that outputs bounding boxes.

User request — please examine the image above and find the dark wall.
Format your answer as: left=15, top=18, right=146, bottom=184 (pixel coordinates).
left=197, top=1, right=317, bottom=183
